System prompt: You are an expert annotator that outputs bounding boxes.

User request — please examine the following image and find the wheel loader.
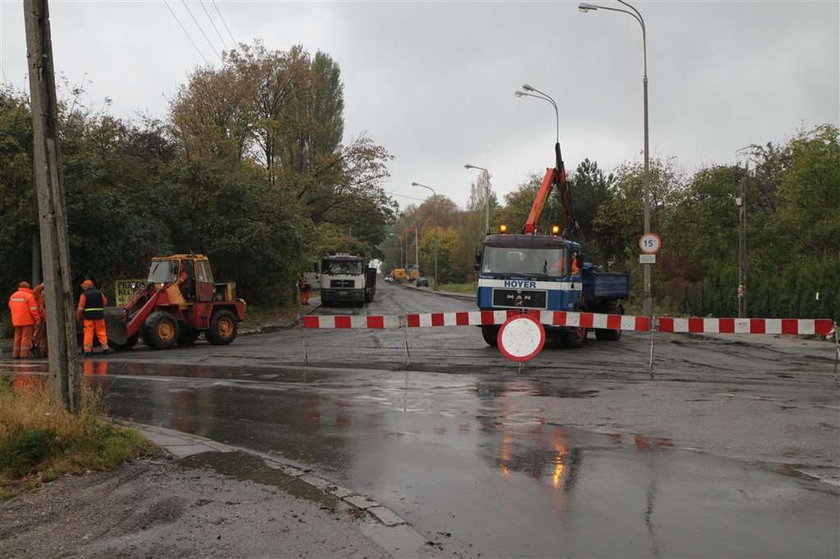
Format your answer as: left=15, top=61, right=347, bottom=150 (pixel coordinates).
left=105, top=254, right=246, bottom=351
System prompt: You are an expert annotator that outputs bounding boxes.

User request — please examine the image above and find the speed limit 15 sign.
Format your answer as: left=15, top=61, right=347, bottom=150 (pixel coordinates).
left=639, top=233, right=662, bottom=254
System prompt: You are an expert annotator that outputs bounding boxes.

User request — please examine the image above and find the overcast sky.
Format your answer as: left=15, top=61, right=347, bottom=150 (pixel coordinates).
left=1, top=1, right=837, bottom=210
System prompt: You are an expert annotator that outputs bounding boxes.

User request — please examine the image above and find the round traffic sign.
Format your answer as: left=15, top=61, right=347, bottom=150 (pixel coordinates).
left=498, top=315, right=546, bottom=362
left=639, top=233, right=662, bottom=254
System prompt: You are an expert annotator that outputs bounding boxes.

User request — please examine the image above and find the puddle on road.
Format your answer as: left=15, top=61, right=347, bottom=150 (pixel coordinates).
left=179, top=451, right=340, bottom=509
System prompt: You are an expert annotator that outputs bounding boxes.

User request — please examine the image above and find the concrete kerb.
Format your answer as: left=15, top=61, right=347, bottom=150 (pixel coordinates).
left=238, top=298, right=322, bottom=336
left=117, top=420, right=410, bottom=529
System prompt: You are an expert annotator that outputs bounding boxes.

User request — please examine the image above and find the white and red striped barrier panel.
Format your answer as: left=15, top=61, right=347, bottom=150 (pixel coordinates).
left=302, top=311, right=834, bottom=336
left=658, top=317, right=834, bottom=336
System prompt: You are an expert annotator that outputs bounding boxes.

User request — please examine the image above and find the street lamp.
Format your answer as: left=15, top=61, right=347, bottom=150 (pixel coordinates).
left=464, top=164, right=491, bottom=235
left=579, top=0, right=653, bottom=316
left=515, top=84, right=559, bottom=145
left=410, top=182, right=439, bottom=290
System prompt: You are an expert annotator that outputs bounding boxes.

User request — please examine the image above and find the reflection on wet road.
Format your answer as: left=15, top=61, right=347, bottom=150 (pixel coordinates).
left=6, top=359, right=836, bottom=558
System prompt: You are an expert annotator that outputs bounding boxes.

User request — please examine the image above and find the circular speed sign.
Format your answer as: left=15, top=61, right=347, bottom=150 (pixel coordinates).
left=638, top=233, right=662, bottom=254
left=498, top=315, right=546, bottom=362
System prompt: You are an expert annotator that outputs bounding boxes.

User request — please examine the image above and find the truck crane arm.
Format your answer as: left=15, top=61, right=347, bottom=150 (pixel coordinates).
left=522, top=142, right=580, bottom=238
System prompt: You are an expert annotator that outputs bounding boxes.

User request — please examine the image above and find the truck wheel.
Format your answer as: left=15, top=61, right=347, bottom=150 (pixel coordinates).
left=109, top=335, right=138, bottom=352
left=143, top=312, right=179, bottom=350
left=562, top=326, right=587, bottom=349
left=481, top=325, right=500, bottom=347
left=595, top=304, right=623, bottom=341
left=207, top=309, right=237, bottom=345
left=178, top=327, right=200, bottom=346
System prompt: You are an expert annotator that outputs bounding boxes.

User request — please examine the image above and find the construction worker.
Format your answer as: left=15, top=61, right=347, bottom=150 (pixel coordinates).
left=298, top=276, right=311, bottom=305
left=76, top=279, right=110, bottom=357
left=31, top=283, right=47, bottom=358
left=570, top=252, right=580, bottom=275
left=8, top=281, right=43, bottom=359
left=175, top=262, right=193, bottom=300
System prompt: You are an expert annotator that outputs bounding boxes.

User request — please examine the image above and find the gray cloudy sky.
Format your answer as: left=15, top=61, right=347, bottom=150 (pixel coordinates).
left=1, top=1, right=838, bottom=210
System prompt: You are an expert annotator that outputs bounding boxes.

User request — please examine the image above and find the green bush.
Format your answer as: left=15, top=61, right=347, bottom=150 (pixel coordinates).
left=0, top=429, right=58, bottom=477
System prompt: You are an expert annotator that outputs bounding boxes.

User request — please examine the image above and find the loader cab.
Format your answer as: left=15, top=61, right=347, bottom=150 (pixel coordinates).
left=147, top=255, right=216, bottom=303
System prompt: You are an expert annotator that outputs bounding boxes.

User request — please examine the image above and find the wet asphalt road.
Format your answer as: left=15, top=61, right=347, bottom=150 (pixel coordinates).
left=3, top=281, right=839, bottom=557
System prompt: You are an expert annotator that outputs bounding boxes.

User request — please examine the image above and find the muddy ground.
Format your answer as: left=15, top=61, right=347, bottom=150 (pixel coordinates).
left=0, top=456, right=392, bottom=559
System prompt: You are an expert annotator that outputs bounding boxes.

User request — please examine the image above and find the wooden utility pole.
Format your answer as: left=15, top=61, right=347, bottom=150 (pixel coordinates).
left=24, top=0, right=81, bottom=412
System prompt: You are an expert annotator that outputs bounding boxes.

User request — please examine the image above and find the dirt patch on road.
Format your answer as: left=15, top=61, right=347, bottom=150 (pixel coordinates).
left=0, top=457, right=389, bottom=558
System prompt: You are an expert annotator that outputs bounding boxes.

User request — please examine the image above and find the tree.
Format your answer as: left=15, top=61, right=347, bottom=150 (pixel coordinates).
left=569, top=159, right=614, bottom=266
left=0, top=89, right=36, bottom=298
left=419, top=227, right=462, bottom=284
left=775, top=123, right=840, bottom=260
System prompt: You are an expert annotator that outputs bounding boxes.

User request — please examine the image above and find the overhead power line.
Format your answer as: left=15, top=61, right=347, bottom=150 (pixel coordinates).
left=181, top=0, right=224, bottom=62
left=163, top=0, right=209, bottom=65
left=198, top=0, right=229, bottom=51
left=211, top=0, right=238, bottom=47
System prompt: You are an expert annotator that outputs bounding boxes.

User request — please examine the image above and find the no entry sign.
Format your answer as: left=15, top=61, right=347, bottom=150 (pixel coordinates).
left=498, top=314, right=546, bottom=362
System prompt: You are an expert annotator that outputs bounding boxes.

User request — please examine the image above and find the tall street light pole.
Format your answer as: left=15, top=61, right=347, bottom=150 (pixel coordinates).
left=515, top=84, right=559, bottom=146
left=410, top=181, right=439, bottom=290
left=464, top=164, right=491, bottom=235
left=579, top=0, right=653, bottom=316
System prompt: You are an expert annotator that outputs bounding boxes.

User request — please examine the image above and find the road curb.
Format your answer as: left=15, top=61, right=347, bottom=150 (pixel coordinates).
left=117, top=420, right=411, bottom=530
left=394, top=282, right=475, bottom=302
left=239, top=300, right=322, bottom=336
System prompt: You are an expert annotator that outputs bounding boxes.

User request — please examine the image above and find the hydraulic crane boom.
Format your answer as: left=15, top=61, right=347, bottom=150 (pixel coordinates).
left=522, top=142, right=578, bottom=238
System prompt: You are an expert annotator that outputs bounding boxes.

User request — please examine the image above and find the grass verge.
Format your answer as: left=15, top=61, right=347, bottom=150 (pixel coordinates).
left=0, top=377, right=157, bottom=499
left=240, top=304, right=308, bottom=330
left=437, top=282, right=477, bottom=294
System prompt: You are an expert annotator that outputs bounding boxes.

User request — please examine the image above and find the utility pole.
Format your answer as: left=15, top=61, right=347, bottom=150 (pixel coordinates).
left=24, top=0, right=81, bottom=412
left=737, top=172, right=747, bottom=318
left=414, top=226, right=419, bottom=272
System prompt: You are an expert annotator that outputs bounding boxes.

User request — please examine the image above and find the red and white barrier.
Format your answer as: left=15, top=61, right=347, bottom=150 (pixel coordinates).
left=658, top=317, right=834, bottom=336
left=302, top=311, right=833, bottom=336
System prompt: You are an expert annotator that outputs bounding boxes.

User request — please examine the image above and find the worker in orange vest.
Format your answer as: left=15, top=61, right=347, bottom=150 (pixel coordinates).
left=298, top=276, right=311, bottom=305
left=8, top=281, right=43, bottom=359
left=76, top=279, right=110, bottom=357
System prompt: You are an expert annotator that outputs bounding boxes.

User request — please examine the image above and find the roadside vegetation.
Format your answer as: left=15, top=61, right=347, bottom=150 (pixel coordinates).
left=0, top=377, right=156, bottom=499
left=437, top=282, right=477, bottom=294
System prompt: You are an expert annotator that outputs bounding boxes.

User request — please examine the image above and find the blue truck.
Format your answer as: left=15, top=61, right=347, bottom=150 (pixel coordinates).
left=475, top=143, right=629, bottom=347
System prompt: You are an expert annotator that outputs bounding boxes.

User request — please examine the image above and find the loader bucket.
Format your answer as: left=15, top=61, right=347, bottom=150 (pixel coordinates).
left=104, top=307, right=128, bottom=346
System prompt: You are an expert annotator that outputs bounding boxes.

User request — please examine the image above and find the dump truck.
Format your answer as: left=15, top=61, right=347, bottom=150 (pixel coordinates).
left=106, top=254, right=246, bottom=350
left=319, top=253, right=376, bottom=307
left=475, top=142, right=629, bottom=347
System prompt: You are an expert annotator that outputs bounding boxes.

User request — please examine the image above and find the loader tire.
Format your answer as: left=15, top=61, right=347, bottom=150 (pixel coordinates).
left=109, top=335, right=138, bottom=352
left=143, top=311, right=179, bottom=350
left=207, top=309, right=237, bottom=345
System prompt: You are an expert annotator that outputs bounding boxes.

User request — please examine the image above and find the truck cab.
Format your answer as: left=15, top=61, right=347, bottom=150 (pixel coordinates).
left=477, top=234, right=582, bottom=312
left=319, top=253, right=376, bottom=307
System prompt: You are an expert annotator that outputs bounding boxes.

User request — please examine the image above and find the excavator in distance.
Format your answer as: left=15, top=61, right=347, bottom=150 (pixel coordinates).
left=105, top=254, right=246, bottom=351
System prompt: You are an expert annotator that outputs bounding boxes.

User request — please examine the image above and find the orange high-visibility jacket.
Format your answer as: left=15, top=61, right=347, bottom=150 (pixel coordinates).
left=8, top=287, right=42, bottom=326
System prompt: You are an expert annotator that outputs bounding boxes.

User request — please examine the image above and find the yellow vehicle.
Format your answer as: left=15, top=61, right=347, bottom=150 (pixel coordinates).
left=392, top=268, right=408, bottom=283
